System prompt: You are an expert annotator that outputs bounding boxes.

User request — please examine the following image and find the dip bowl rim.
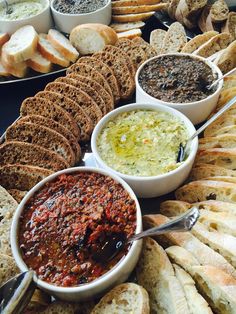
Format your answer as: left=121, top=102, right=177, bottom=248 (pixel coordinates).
left=135, top=52, right=223, bottom=107
left=11, top=166, right=142, bottom=295
left=91, top=102, right=198, bottom=182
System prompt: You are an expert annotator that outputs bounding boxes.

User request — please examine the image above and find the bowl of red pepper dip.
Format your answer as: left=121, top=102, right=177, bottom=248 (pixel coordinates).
left=11, top=167, right=142, bottom=301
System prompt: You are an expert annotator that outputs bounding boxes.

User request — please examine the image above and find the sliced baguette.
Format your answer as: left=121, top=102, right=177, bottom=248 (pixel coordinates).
left=112, top=11, right=156, bottom=22
left=1, top=49, right=27, bottom=78
left=112, top=3, right=167, bottom=14
left=195, top=148, right=236, bottom=170
left=210, top=0, right=229, bottom=23
left=26, top=50, right=52, bottom=73
left=199, top=134, right=236, bottom=150
left=161, top=22, right=187, bottom=53
left=38, top=34, right=70, bottom=67
left=190, top=164, right=236, bottom=181
left=181, top=31, right=218, bottom=53
left=136, top=237, right=189, bottom=314
left=110, top=21, right=145, bottom=32
left=91, top=283, right=150, bottom=314
left=222, top=12, right=236, bottom=40
left=117, top=28, right=142, bottom=39
left=112, top=0, right=162, bottom=7
left=215, top=39, right=236, bottom=74
left=0, top=33, right=9, bottom=48
left=150, top=29, right=166, bottom=54
left=48, top=29, right=79, bottom=63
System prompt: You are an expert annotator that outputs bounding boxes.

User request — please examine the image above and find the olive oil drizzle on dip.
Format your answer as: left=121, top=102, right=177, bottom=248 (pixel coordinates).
left=97, top=110, right=188, bottom=177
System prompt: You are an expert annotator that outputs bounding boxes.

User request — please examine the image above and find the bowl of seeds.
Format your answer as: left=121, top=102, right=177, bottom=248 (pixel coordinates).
left=51, top=0, right=111, bottom=34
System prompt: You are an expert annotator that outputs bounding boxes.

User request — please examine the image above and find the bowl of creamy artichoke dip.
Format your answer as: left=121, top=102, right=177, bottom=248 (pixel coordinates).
left=91, top=103, right=198, bottom=198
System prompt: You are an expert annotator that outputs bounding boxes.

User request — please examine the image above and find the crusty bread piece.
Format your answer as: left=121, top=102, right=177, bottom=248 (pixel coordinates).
left=0, top=141, right=69, bottom=171
left=0, top=61, right=10, bottom=76
left=136, top=237, right=189, bottom=314
left=160, top=200, right=191, bottom=217
left=198, top=5, right=215, bottom=33
left=2, top=25, right=38, bottom=63
left=26, top=50, right=52, bottom=73
left=91, top=283, right=150, bottom=314
left=199, top=134, right=236, bottom=150
left=35, top=301, right=75, bottom=314
left=48, top=29, right=79, bottom=63
left=70, top=24, right=118, bottom=55
left=210, top=0, right=229, bottom=23
left=205, top=116, right=236, bottom=137
left=1, top=49, right=27, bottom=78
left=112, top=11, right=156, bottom=22
left=20, top=96, right=79, bottom=138
left=0, top=33, right=9, bottom=48
left=175, top=180, right=236, bottom=203
left=112, top=0, right=162, bottom=6
left=223, top=75, right=236, bottom=90
left=161, top=22, right=187, bottom=53
left=193, top=33, right=232, bottom=58
left=36, top=91, right=93, bottom=141
left=222, top=12, right=236, bottom=40
left=205, top=125, right=236, bottom=137
left=132, top=37, right=157, bottom=59
left=190, top=164, right=236, bottom=181
left=150, top=29, right=166, bottom=54
left=214, top=87, right=236, bottom=112
left=215, top=39, right=236, bottom=74
left=7, top=189, right=27, bottom=203
left=110, top=21, right=145, bottom=32
left=5, top=122, right=76, bottom=166
left=173, top=264, right=213, bottom=314
left=168, top=0, right=180, bottom=19
left=181, top=31, right=218, bottom=53
left=117, top=28, right=142, bottom=39
left=112, top=3, right=167, bottom=14
left=78, top=56, right=120, bottom=104
left=143, top=214, right=236, bottom=278
left=0, top=254, right=19, bottom=286
left=0, top=164, right=52, bottom=191
left=195, top=148, right=236, bottom=170
left=38, top=34, right=70, bottom=67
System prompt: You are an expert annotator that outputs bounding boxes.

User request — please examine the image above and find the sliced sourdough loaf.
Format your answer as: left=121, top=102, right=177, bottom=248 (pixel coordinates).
left=199, top=134, right=236, bottom=150
left=7, top=189, right=27, bottom=203
left=18, top=115, right=81, bottom=163
left=210, top=0, right=229, bottom=23
left=175, top=180, right=236, bottom=203
left=215, top=40, right=236, bottom=74
left=150, top=29, right=166, bottom=54
left=222, top=12, right=236, bottom=40
left=0, top=141, right=69, bottom=171
left=161, top=22, right=187, bottom=53
left=136, top=237, right=189, bottom=314
left=112, top=3, right=167, bottom=14
left=5, top=122, right=76, bottom=166
left=47, top=29, right=79, bottom=63
left=112, top=11, right=156, bottom=22
left=35, top=91, right=93, bottom=141
left=20, top=96, right=80, bottom=138
left=91, top=283, right=150, bottom=314
left=0, top=164, right=52, bottom=190
left=0, top=254, right=19, bottom=286
left=190, top=164, right=236, bottom=181
left=67, top=62, right=112, bottom=96
left=44, top=82, right=102, bottom=127
left=110, top=21, right=145, bottom=32
left=78, top=56, right=119, bottom=104
left=132, top=37, right=157, bottom=59
left=26, top=50, right=52, bottom=73
left=195, top=148, right=236, bottom=169
left=181, top=31, right=218, bottom=53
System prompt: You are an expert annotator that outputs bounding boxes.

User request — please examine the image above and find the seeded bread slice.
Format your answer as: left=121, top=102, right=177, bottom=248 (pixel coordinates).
left=222, top=12, right=236, bottom=40
left=0, top=141, right=69, bottom=171
left=5, top=122, right=76, bottom=166
left=7, top=189, right=27, bottom=203
left=162, top=22, right=187, bottom=53
left=35, top=91, right=93, bottom=141
left=195, top=148, right=236, bottom=170
left=150, top=29, right=167, bottom=54
left=20, top=96, right=80, bottom=139
left=181, top=31, right=218, bottom=53
left=190, top=164, right=236, bottom=181
left=132, top=36, right=157, bottom=59
left=0, top=164, right=52, bottom=190
left=78, top=56, right=120, bottom=104
left=110, top=21, right=145, bottom=32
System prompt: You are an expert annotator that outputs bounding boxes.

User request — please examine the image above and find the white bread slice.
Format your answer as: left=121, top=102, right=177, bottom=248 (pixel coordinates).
left=2, top=25, right=38, bottom=63
left=161, top=22, right=187, bottom=53
left=38, top=34, right=70, bottom=67
left=143, top=214, right=236, bottom=278
left=181, top=31, right=218, bottom=53
left=190, top=164, right=236, bottom=181
left=26, top=50, right=52, bottom=73
left=215, top=40, right=236, bottom=74
left=222, top=12, right=236, bottom=40
left=47, top=29, right=79, bottom=63
left=150, top=29, right=166, bottom=54
left=90, top=283, right=150, bottom=314
left=112, top=0, right=162, bottom=7
left=0, top=33, right=9, bottom=48
left=193, top=33, right=232, bottom=58
left=70, top=24, right=118, bottom=55
left=112, top=3, right=167, bottom=14
left=195, top=148, right=236, bottom=170
left=1, top=49, right=27, bottom=78
left=117, top=28, right=142, bottom=39
left=112, top=11, right=156, bottom=22
left=173, top=264, right=213, bottom=314
left=199, top=134, right=236, bottom=150
left=192, top=221, right=236, bottom=268
left=110, top=21, right=145, bottom=32
left=136, top=237, right=189, bottom=314
left=210, top=0, right=229, bottom=23
left=0, top=61, right=9, bottom=76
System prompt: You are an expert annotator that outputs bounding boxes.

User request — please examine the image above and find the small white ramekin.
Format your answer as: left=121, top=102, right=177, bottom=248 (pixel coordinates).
left=136, top=53, right=223, bottom=125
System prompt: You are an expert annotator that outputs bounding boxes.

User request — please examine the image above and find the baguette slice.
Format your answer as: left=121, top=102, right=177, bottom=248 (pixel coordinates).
left=48, top=29, right=79, bottom=63
left=0, top=33, right=9, bottom=48
left=91, top=283, right=150, bottom=314
left=136, top=237, right=189, bottom=314
left=181, top=31, right=218, bottom=53
left=222, top=12, right=236, bottom=40
left=2, top=25, right=38, bottom=63
left=210, top=0, right=229, bottom=23
left=199, top=134, right=236, bottom=150
left=26, top=50, right=52, bottom=73
left=112, top=3, right=167, bottom=14
left=190, top=164, right=236, bottom=181
left=195, top=148, right=236, bottom=170
left=215, top=40, right=236, bottom=74
left=161, top=22, right=187, bottom=53
left=173, top=264, right=213, bottom=314
left=38, top=34, right=70, bottom=67
left=110, top=21, right=145, bottom=33
left=150, top=29, right=166, bottom=54
left=112, top=0, right=162, bottom=6
left=1, top=49, right=27, bottom=78
left=112, top=11, right=155, bottom=22
left=117, top=28, right=142, bottom=39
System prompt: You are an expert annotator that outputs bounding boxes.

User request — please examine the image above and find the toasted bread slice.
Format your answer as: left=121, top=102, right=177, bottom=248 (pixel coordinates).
left=190, top=164, right=236, bottom=181
left=110, top=21, right=145, bottom=32
left=7, top=189, right=27, bottom=203
left=112, top=11, right=156, bottom=22
left=222, top=12, right=236, bottom=40
left=48, top=29, right=79, bottom=63
left=150, top=29, right=166, bottom=54
left=0, top=33, right=9, bottom=48
left=26, top=50, right=52, bottom=73
left=181, top=31, right=218, bottom=53
left=117, top=28, right=142, bottom=39
left=162, top=22, right=187, bottom=53
left=195, top=148, right=236, bottom=170
left=0, top=141, right=69, bottom=171
left=215, top=40, right=236, bottom=74
left=112, top=3, right=167, bottom=14
left=211, top=0, right=229, bottom=23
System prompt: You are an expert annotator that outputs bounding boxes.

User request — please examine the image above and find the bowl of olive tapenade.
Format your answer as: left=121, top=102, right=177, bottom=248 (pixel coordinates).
left=11, top=167, right=142, bottom=301
left=51, top=0, right=111, bottom=34
left=136, top=53, right=223, bottom=125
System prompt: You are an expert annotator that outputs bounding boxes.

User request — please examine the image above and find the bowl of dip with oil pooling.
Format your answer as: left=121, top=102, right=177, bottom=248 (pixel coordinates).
left=91, top=103, right=198, bottom=198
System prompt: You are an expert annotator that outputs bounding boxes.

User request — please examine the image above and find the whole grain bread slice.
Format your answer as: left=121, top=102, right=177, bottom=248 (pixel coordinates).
left=0, top=141, right=69, bottom=171
left=132, top=36, right=157, bottom=59
left=150, top=29, right=167, bottom=54
left=7, top=189, right=27, bottom=203
left=190, top=164, right=236, bottom=181
left=0, top=164, right=52, bottom=190
left=20, top=96, right=80, bottom=139
left=5, top=122, right=76, bottom=166
left=35, top=91, right=93, bottom=141
left=181, top=31, right=218, bottom=53
left=78, top=56, right=120, bottom=104
left=162, top=22, right=187, bottom=53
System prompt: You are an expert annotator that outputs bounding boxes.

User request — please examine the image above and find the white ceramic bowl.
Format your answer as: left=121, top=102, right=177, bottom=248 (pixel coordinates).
left=136, top=53, right=223, bottom=125
left=51, top=0, right=111, bottom=34
left=91, top=103, right=198, bottom=198
left=11, top=167, right=142, bottom=301
left=0, top=0, right=52, bottom=34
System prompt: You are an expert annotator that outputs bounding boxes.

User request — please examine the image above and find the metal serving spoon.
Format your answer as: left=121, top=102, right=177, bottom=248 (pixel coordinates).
left=177, top=95, right=236, bottom=163
left=93, top=206, right=200, bottom=263
left=207, top=67, right=236, bottom=90
left=3, top=0, right=13, bottom=15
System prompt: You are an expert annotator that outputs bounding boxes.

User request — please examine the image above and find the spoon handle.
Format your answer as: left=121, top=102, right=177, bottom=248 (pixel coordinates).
left=128, top=207, right=199, bottom=243
left=189, top=95, right=236, bottom=142
left=209, top=67, right=236, bottom=90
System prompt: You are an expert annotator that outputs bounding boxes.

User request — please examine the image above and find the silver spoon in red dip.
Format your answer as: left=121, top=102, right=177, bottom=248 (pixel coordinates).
left=92, top=206, right=199, bottom=263
left=177, top=96, right=236, bottom=163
